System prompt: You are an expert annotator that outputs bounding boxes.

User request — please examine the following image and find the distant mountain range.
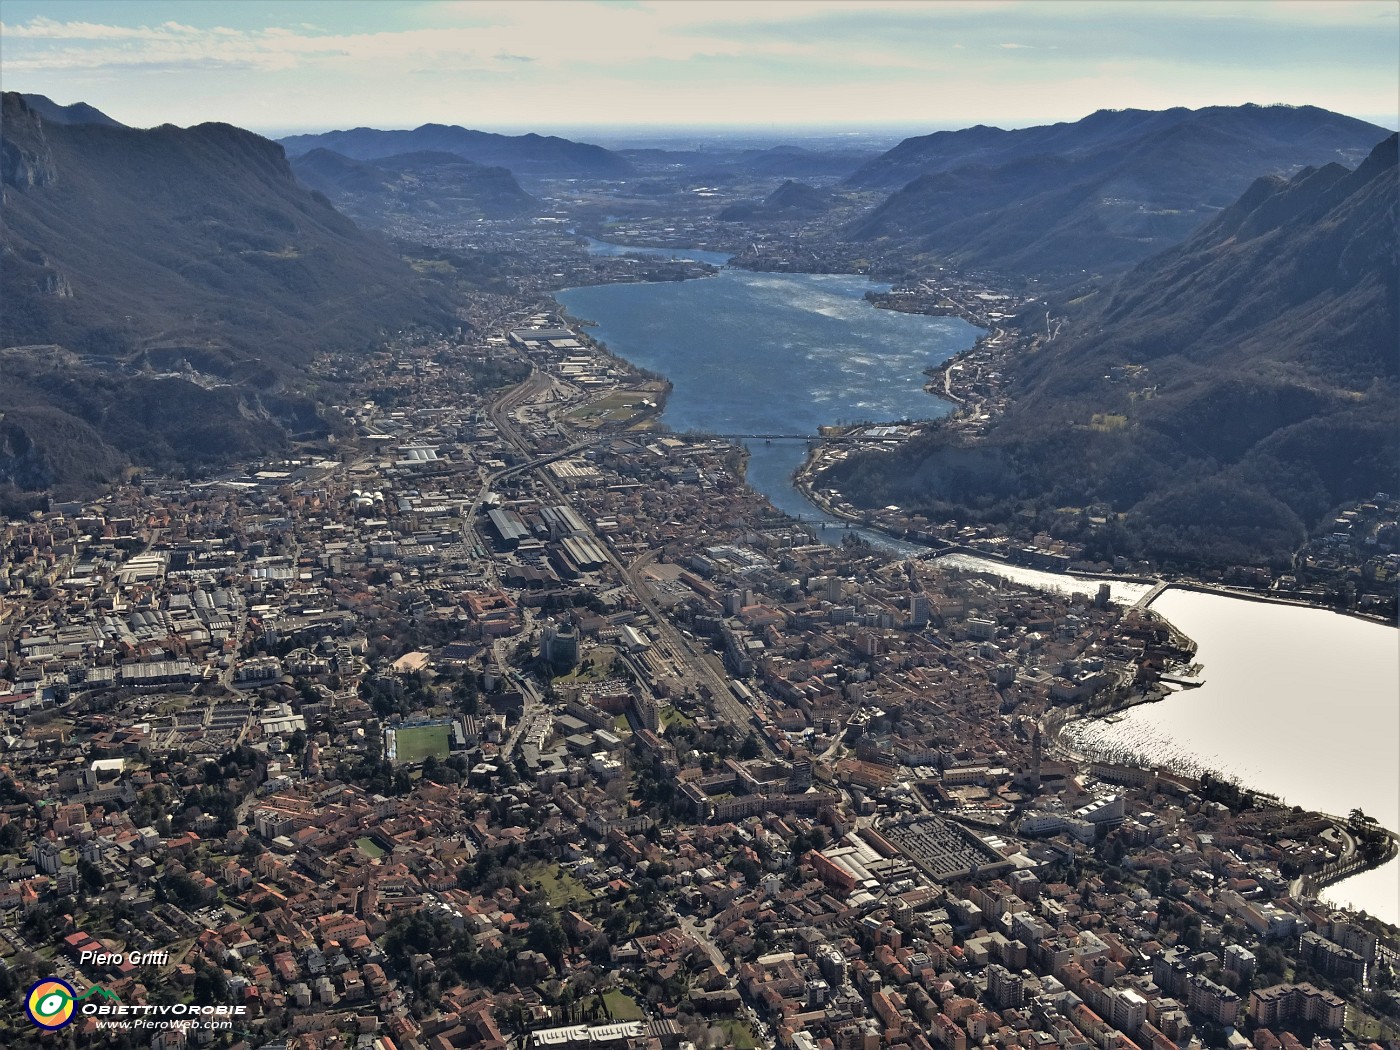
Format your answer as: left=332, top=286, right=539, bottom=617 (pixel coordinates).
left=279, top=124, right=631, bottom=179
left=0, top=92, right=450, bottom=499
left=290, top=148, right=537, bottom=224
left=822, top=134, right=1399, bottom=569
left=844, top=104, right=1391, bottom=278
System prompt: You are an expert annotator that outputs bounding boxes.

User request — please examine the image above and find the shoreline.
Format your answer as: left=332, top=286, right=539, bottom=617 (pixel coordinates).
left=793, top=442, right=1396, bottom=630
left=1047, top=701, right=1400, bottom=915
left=567, top=253, right=1395, bottom=631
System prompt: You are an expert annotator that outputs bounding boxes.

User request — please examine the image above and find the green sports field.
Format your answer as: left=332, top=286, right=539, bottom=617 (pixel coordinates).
left=391, top=723, right=452, bottom=764
left=565, top=390, right=653, bottom=427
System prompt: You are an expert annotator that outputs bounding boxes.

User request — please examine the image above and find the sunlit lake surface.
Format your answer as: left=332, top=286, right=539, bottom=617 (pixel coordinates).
left=559, top=244, right=977, bottom=553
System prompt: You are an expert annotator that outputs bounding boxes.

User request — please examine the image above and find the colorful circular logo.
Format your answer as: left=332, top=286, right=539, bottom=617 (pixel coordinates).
left=26, top=978, right=77, bottom=1030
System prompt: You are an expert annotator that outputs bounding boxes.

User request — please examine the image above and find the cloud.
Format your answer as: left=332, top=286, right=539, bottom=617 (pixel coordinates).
left=0, top=7, right=728, bottom=75
left=3, top=1, right=1391, bottom=80
left=1, top=0, right=1394, bottom=129
left=1, top=16, right=195, bottom=40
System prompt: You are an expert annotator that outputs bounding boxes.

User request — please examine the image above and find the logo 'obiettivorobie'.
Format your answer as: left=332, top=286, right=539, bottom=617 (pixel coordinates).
left=23, top=976, right=246, bottom=1032
left=24, top=978, right=122, bottom=1030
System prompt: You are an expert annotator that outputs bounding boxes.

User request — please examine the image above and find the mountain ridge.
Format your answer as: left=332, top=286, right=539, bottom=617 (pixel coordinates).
left=846, top=104, right=1386, bottom=189
left=278, top=123, right=632, bottom=178
left=844, top=104, right=1392, bottom=278
left=18, top=93, right=124, bottom=128
left=0, top=92, right=451, bottom=500
left=820, top=134, right=1399, bottom=569
left=289, top=147, right=536, bottom=223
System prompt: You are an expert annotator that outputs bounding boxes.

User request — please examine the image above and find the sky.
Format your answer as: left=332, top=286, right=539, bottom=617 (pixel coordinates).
left=1, top=0, right=1396, bottom=137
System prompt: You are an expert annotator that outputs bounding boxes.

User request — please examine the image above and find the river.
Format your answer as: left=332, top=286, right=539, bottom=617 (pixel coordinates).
left=557, top=242, right=1399, bottom=926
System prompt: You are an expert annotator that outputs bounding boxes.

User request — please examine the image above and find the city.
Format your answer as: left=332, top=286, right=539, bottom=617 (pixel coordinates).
left=1, top=296, right=1395, bottom=1049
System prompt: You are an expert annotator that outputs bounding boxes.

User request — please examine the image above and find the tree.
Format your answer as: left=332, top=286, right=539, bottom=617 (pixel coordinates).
left=165, top=871, right=206, bottom=908
left=730, top=856, right=761, bottom=887
left=193, top=963, right=230, bottom=1005
left=1181, top=916, right=1204, bottom=950
left=528, top=913, right=567, bottom=969
left=77, top=858, right=106, bottom=894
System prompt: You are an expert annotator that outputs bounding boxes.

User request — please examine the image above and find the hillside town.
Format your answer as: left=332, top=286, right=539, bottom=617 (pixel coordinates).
left=0, top=297, right=1396, bottom=1050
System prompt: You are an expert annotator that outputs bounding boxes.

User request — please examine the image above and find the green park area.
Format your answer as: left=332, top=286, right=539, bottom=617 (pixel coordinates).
left=660, top=705, right=693, bottom=729
left=523, top=862, right=592, bottom=909
left=554, top=647, right=617, bottom=685
left=1349, top=1009, right=1400, bottom=1044
left=601, top=990, right=645, bottom=1021
left=717, top=1019, right=757, bottom=1048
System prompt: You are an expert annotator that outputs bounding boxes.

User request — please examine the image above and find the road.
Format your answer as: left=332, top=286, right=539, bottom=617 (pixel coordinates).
left=504, top=678, right=547, bottom=756
left=673, top=909, right=730, bottom=976
left=1289, top=814, right=1400, bottom=900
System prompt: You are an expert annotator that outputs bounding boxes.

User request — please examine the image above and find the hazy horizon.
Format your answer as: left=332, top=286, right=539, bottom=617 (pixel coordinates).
left=4, top=1, right=1396, bottom=136
left=247, top=108, right=1400, bottom=143
left=14, top=105, right=1398, bottom=150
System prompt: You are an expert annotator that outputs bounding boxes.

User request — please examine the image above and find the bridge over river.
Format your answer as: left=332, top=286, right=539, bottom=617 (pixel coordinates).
left=712, top=433, right=816, bottom=441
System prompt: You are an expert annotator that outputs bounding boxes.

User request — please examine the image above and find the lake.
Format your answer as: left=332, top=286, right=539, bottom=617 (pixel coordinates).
left=557, top=245, right=1399, bottom=926
left=558, top=245, right=977, bottom=551
left=928, top=560, right=1398, bottom=924
left=559, top=252, right=977, bottom=439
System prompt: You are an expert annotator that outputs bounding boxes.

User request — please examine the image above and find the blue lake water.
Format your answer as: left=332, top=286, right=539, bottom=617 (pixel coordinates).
left=557, top=249, right=979, bottom=545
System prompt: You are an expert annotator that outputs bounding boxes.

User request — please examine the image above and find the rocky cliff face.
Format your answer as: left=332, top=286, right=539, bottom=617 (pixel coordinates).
left=2, top=95, right=57, bottom=189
